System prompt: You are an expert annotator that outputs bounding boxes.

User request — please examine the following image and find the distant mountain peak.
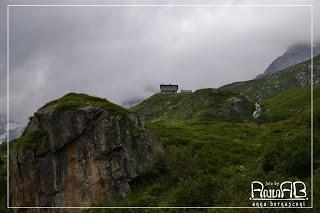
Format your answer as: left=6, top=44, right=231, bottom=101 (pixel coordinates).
left=0, top=114, right=24, bottom=143
left=257, top=42, right=320, bottom=78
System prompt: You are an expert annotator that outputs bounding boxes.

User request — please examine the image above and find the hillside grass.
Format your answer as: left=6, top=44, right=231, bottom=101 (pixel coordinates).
left=132, top=89, right=252, bottom=123
left=94, top=117, right=314, bottom=208
left=220, top=54, right=320, bottom=101
left=92, top=85, right=318, bottom=209
left=259, top=85, right=317, bottom=123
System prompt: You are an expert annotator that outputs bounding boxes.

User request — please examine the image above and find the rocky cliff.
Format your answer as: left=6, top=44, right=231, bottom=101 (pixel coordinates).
left=9, top=93, right=162, bottom=207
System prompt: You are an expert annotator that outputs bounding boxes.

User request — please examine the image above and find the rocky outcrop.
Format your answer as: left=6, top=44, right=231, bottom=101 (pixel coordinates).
left=9, top=94, right=162, bottom=207
left=229, top=99, right=247, bottom=112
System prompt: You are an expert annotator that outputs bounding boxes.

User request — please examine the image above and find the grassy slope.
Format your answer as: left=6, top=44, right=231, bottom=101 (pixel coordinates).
left=132, top=89, right=253, bottom=123
left=220, top=54, right=320, bottom=101
left=260, top=86, right=313, bottom=122
left=92, top=85, right=319, bottom=211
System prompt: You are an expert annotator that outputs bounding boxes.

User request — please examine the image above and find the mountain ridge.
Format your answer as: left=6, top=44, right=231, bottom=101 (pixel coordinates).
left=257, top=42, right=320, bottom=78
left=221, top=54, right=320, bottom=101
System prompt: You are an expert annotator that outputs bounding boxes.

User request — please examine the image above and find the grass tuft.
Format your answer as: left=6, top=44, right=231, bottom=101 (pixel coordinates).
left=42, top=93, right=128, bottom=114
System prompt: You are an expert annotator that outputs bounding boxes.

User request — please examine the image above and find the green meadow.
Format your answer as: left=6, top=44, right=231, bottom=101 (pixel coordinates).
left=93, top=85, right=318, bottom=210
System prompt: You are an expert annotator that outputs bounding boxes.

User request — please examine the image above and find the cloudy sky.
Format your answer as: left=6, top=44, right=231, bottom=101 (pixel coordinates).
left=0, top=0, right=319, bottom=124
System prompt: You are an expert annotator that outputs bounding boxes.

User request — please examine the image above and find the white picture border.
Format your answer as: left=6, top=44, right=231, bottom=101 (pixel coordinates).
left=6, top=3, right=314, bottom=209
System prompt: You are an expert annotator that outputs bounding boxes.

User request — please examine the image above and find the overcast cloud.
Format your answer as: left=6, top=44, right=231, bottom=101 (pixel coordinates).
left=0, top=0, right=319, bottom=124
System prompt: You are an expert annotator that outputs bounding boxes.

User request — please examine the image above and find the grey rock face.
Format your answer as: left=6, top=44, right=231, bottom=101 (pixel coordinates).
left=9, top=105, right=162, bottom=207
left=229, top=99, right=247, bottom=112
left=257, top=42, right=320, bottom=78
